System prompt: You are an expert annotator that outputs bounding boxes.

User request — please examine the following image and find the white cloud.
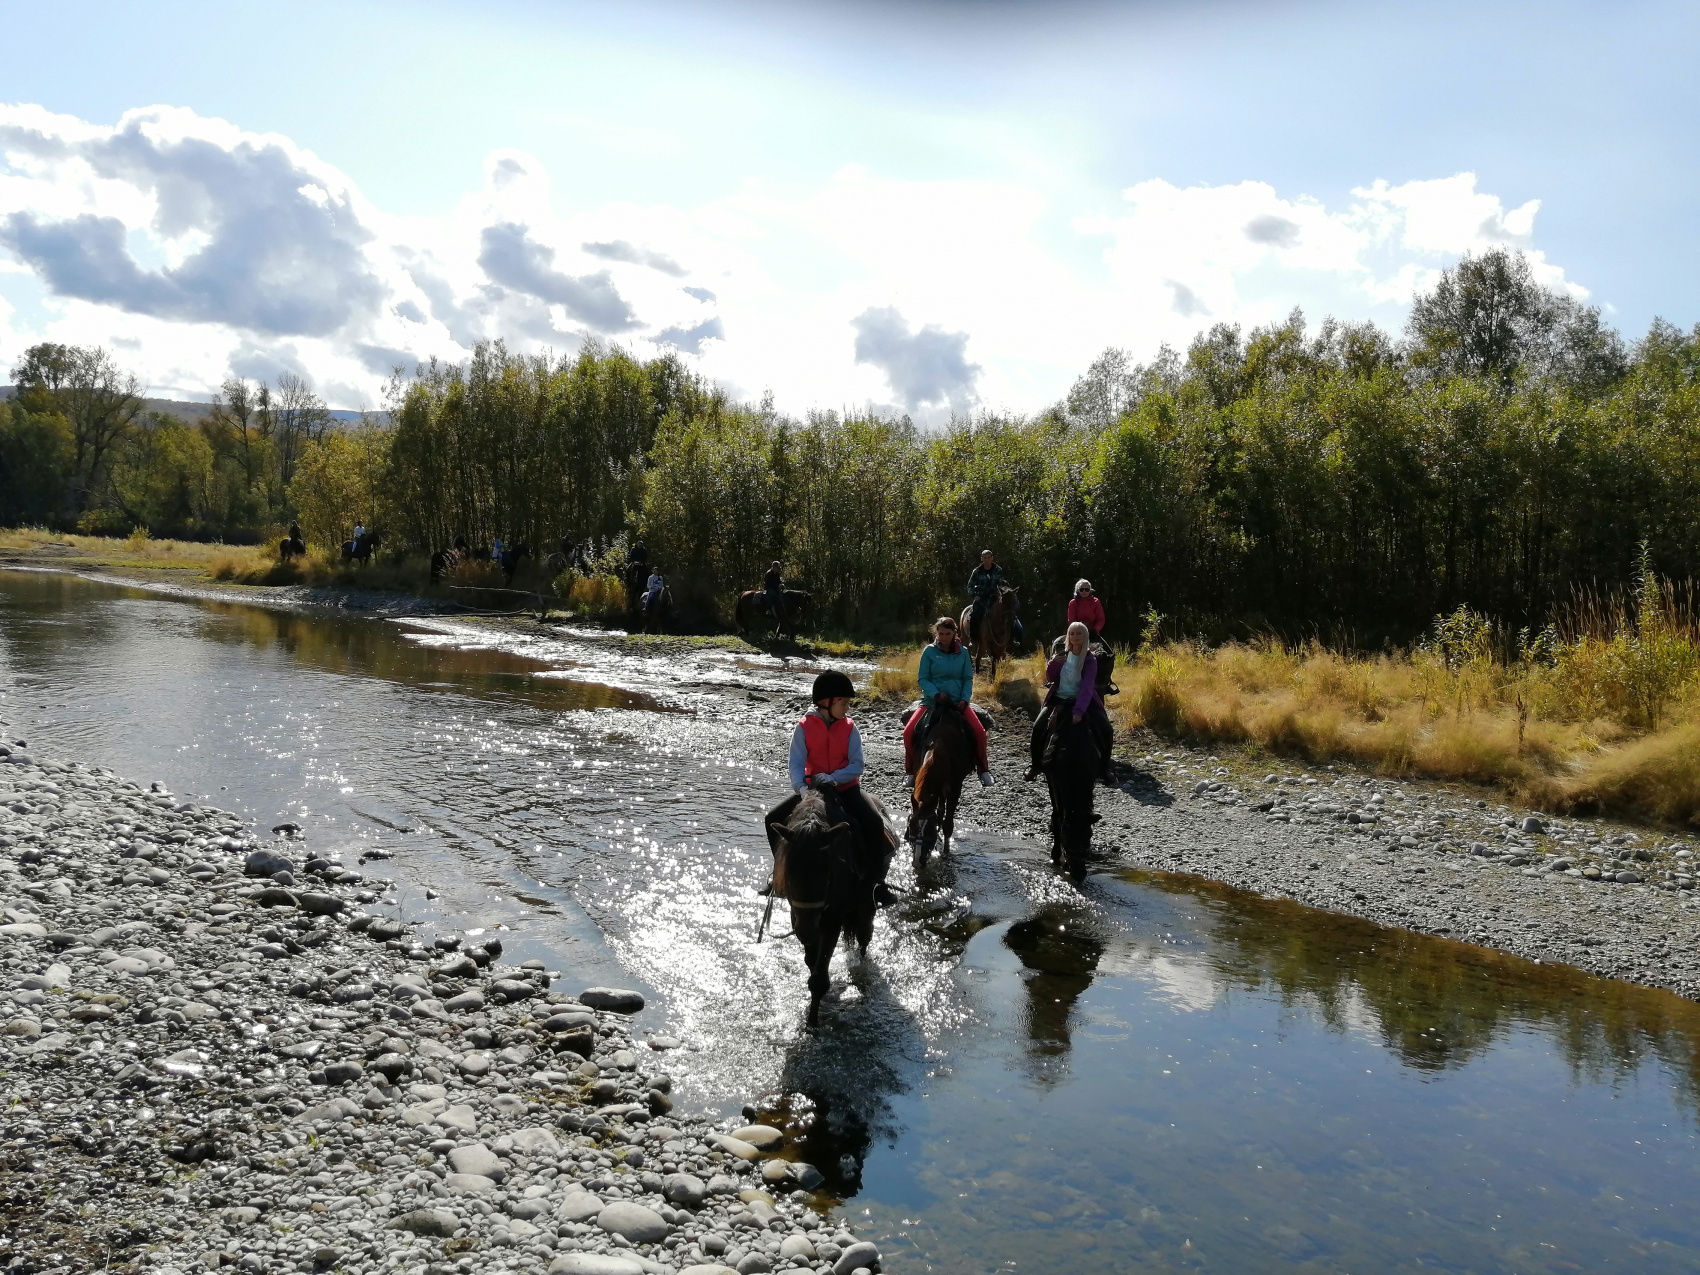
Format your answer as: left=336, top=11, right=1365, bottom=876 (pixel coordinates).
left=0, top=104, right=1585, bottom=416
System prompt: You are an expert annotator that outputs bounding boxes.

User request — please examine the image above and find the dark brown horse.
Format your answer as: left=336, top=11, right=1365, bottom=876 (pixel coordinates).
left=639, top=585, right=673, bottom=634
left=278, top=533, right=306, bottom=563
left=766, top=787, right=883, bottom=1028
left=734, top=588, right=814, bottom=641
left=1042, top=711, right=1099, bottom=881
left=961, top=584, right=1019, bottom=677
left=904, top=703, right=973, bottom=873
left=341, top=529, right=381, bottom=565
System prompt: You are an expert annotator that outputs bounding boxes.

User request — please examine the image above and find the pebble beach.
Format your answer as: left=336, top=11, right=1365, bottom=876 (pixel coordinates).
left=0, top=723, right=883, bottom=1275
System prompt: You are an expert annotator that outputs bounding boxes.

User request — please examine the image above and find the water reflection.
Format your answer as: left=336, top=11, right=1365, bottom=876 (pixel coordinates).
left=1003, top=900, right=1105, bottom=1085
left=1118, top=866, right=1700, bottom=1109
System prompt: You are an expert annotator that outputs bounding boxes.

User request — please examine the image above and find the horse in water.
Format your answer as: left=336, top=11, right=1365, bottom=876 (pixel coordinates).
left=734, top=588, right=814, bottom=641
left=1041, top=711, right=1099, bottom=880
left=278, top=532, right=306, bottom=563
left=766, top=787, right=885, bottom=1028
left=961, top=584, right=1019, bottom=677
left=341, top=530, right=382, bottom=566
left=904, top=702, right=975, bottom=872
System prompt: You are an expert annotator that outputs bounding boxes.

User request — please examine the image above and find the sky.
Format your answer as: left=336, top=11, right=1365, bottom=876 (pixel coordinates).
left=0, top=0, right=1694, bottom=419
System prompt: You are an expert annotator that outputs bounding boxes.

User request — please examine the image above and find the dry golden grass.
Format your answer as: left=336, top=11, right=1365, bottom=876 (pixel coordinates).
left=1107, top=635, right=1700, bottom=827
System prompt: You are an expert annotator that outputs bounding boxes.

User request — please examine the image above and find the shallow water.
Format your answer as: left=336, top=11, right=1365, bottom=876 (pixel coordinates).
left=4, top=568, right=1700, bottom=1272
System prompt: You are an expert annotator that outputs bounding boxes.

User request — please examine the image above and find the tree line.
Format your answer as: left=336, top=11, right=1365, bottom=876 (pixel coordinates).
left=4, top=247, right=1698, bottom=644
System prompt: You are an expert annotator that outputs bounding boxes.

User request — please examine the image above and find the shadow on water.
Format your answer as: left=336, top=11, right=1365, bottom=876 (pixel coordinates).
left=752, top=957, right=927, bottom=1202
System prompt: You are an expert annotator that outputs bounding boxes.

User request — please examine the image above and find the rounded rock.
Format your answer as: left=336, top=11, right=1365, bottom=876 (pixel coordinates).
left=579, top=987, right=646, bottom=1013
left=596, top=1200, right=671, bottom=1243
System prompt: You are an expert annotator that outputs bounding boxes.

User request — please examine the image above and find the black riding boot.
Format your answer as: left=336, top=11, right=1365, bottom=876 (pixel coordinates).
left=1026, top=706, right=1050, bottom=781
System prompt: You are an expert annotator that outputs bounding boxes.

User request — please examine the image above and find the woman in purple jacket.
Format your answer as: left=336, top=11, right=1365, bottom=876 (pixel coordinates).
left=1025, top=621, right=1113, bottom=783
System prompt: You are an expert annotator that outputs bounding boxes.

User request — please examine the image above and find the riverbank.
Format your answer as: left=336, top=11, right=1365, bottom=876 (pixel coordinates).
left=0, top=726, right=888, bottom=1275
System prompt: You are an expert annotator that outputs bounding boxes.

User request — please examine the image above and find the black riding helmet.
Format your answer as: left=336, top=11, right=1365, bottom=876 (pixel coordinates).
left=811, top=670, right=855, bottom=704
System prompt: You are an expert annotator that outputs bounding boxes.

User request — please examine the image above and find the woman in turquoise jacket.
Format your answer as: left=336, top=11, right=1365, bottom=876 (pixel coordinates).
left=905, top=615, right=992, bottom=785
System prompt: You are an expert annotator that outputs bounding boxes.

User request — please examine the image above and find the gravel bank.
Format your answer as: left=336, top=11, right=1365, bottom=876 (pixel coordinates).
left=956, top=719, right=1700, bottom=1001
left=0, top=724, right=885, bottom=1275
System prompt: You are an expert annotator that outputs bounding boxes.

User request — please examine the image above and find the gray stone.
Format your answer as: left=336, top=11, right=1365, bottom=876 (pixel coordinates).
left=556, top=1190, right=604, bottom=1223
left=298, top=892, right=344, bottom=916
left=322, top=1060, right=364, bottom=1085
left=444, top=990, right=485, bottom=1014
left=458, top=1051, right=492, bottom=1077
left=436, top=1104, right=479, bottom=1133
left=779, top=1235, right=816, bottom=1261
left=548, top=1256, right=645, bottom=1275
left=448, top=1143, right=502, bottom=1179
left=578, top=987, right=645, bottom=1013
left=1521, top=816, right=1547, bottom=834
left=833, top=1241, right=881, bottom=1275
left=443, top=1172, right=498, bottom=1194
left=663, top=1172, right=706, bottom=1207
left=245, top=849, right=294, bottom=877
left=678, top=1267, right=739, bottom=1275
left=489, top=977, right=537, bottom=1002
left=731, top=1124, right=784, bottom=1149
left=384, top=1207, right=460, bottom=1237
left=596, top=1200, right=671, bottom=1243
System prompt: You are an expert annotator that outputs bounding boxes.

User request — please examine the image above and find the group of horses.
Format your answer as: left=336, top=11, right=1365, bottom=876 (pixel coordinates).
left=275, top=529, right=383, bottom=566
left=770, top=585, right=1101, bottom=1029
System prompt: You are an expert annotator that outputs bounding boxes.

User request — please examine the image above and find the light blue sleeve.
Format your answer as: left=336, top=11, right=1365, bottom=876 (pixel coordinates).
left=824, top=722, right=866, bottom=786
left=788, top=722, right=808, bottom=790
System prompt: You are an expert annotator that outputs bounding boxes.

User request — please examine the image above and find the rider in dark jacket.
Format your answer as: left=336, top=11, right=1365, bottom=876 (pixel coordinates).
left=763, top=561, right=785, bottom=616
left=967, top=549, right=1022, bottom=645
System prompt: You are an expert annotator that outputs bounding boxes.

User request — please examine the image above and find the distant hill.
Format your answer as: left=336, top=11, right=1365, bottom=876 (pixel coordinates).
left=0, top=386, right=365, bottom=422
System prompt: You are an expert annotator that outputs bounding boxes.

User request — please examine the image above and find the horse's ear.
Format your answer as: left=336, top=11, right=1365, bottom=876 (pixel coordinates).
left=826, top=821, right=852, bottom=841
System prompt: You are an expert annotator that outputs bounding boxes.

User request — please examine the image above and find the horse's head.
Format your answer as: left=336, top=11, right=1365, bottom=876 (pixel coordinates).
left=772, top=789, right=851, bottom=901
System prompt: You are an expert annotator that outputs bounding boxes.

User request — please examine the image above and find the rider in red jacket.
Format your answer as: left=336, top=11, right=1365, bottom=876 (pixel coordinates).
left=1067, top=578, right=1105, bottom=638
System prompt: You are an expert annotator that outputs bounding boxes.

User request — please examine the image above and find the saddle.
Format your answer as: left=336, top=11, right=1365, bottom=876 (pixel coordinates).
left=902, top=700, right=992, bottom=741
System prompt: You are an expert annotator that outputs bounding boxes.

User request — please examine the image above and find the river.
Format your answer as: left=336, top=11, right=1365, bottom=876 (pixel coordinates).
left=3, top=567, right=1700, bottom=1272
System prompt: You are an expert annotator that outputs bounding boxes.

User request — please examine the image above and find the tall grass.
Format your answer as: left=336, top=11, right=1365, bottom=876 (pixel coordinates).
left=1098, top=555, right=1700, bottom=825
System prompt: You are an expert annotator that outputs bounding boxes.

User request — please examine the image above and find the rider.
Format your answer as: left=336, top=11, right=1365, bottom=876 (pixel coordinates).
left=287, top=519, right=303, bottom=546
left=788, top=670, right=896, bottom=906
left=629, top=540, right=649, bottom=571
left=1067, top=578, right=1105, bottom=640
left=1026, top=621, right=1113, bottom=784
left=762, top=560, right=786, bottom=617
left=967, top=549, right=1022, bottom=647
left=644, top=567, right=666, bottom=612
left=904, top=616, right=993, bottom=786
left=352, top=518, right=367, bottom=550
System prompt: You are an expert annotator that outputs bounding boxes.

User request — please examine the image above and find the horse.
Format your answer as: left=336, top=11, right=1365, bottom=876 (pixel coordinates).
left=904, top=702, right=975, bottom=873
left=765, top=787, right=887, bottom=1028
left=639, top=585, right=673, bottom=634
left=622, top=562, right=650, bottom=617
left=498, top=541, right=531, bottom=584
left=429, top=547, right=464, bottom=581
left=961, top=584, right=1019, bottom=677
left=1041, top=709, right=1100, bottom=881
left=341, top=530, right=382, bottom=566
left=278, top=533, right=306, bottom=563
left=734, top=588, right=814, bottom=641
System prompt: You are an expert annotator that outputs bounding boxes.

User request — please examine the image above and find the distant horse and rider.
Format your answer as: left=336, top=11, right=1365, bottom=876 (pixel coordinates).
left=278, top=521, right=306, bottom=563
left=735, top=561, right=814, bottom=641
left=342, top=522, right=381, bottom=566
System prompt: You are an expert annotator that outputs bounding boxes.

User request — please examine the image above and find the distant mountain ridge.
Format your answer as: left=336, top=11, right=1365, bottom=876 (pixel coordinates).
left=0, top=386, right=365, bottom=422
